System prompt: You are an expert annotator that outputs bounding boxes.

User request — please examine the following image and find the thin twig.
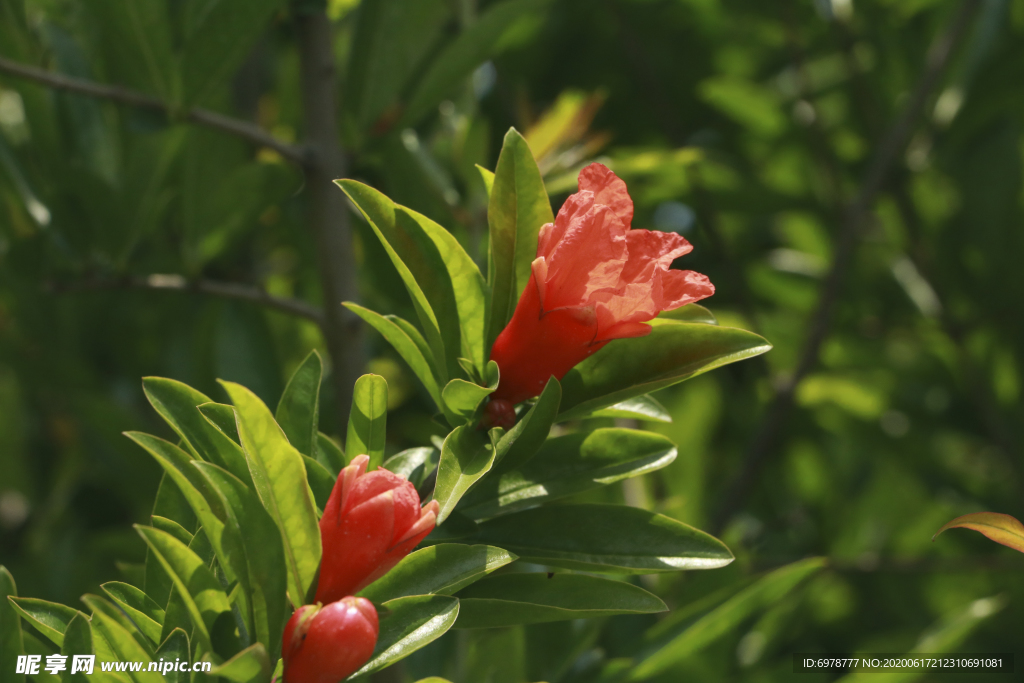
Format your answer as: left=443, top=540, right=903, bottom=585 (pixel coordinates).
left=47, top=274, right=325, bottom=326
left=711, top=0, right=983, bottom=535
left=0, top=55, right=309, bottom=165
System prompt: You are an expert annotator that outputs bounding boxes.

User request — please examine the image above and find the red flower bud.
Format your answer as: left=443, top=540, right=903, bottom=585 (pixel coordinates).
left=490, top=163, right=714, bottom=404
left=282, top=597, right=378, bottom=683
left=315, top=455, right=440, bottom=604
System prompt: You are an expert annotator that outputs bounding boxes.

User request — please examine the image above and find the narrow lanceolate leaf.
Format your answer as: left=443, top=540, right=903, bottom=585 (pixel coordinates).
left=347, top=374, right=388, bottom=470
left=88, top=606, right=164, bottom=683
left=477, top=504, right=733, bottom=573
left=558, top=322, right=772, bottom=421
left=591, top=395, right=672, bottom=423
left=134, top=525, right=232, bottom=654
left=934, top=512, right=1024, bottom=554
left=210, top=643, right=272, bottom=683
left=1, top=566, right=25, bottom=683
left=658, top=303, right=718, bottom=325
left=351, top=595, right=460, bottom=678
left=82, top=594, right=155, bottom=659
left=155, top=629, right=190, bottom=683
left=463, top=428, right=677, bottom=519
left=197, top=403, right=241, bottom=443
left=382, top=447, right=440, bottom=489
left=345, top=303, right=442, bottom=407
left=455, top=573, right=666, bottom=629
left=142, top=377, right=251, bottom=483
left=302, top=455, right=335, bottom=511
left=7, top=597, right=80, bottom=648
left=100, top=582, right=165, bottom=646
left=360, top=544, right=517, bottom=603
left=275, top=350, right=322, bottom=458
left=434, top=427, right=498, bottom=524
left=193, top=462, right=287, bottom=661
left=221, top=381, right=321, bottom=608
left=630, top=558, right=825, bottom=680
left=317, top=432, right=346, bottom=474
left=61, top=614, right=93, bottom=683
left=486, top=128, right=554, bottom=350
left=492, top=377, right=561, bottom=474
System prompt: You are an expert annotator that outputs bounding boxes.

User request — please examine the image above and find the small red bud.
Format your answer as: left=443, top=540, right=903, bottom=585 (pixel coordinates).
left=282, top=598, right=379, bottom=683
left=482, top=398, right=516, bottom=430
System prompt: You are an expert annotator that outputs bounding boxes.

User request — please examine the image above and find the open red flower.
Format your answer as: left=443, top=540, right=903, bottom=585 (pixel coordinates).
left=314, top=455, right=439, bottom=605
left=282, top=597, right=378, bottom=683
left=489, top=163, right=714, bottom=406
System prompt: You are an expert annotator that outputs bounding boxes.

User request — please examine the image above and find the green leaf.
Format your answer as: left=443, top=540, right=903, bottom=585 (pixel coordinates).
left=934, top=512, right=1024, bottom=553
left=81, top=594, right=155, bottom=658
left=441, top=362, right=498, bottom=425
left=434, top=427, right=497, bottom=524
left=630, top=558, right=825, bottom=680
left=558, top=322, right=772, bottom=421
left=423, top=513, right=480, bottom=546
left=401, top=0, right=551, bottom=127
left=658, top=304, right=717, bottom=324
left=360, top=544, right=517, bottom=603
left=142, top=377, right=251, bottom=483
left=180, top=0, right=286, bottom=106
left=455, top=573, right=666, bottom=629
left=152, top=472, right=197, bottom=534
left=383, top=447, right=439, bottom=489
left=210, top=643, right=272, bottom=683
left=7, top=597, right=79, bottom=648
left=303, top=455, right=335, bottom=510
left=193, top=462, right=287, bottom=662
left=276, top=351, right=322, bottom=458
left=477, top=504, right=732, bottom=573
left=486, top=128, right=554, bottom=349
left=197, top=402, right=241, bottom=443
left=90, top=0, right=178, bottom=100
left=221, top=381, right=321, bottom=608
left=60, top=613, right=93, bottom=683
left=347, top=374, right=389, bottom=470
left=491, top=377, right=561, bottom=474
left=590, top=395, right=672, bottom=423
left=477, top=165, right=495, bottom=197
left=151, top=515, right=193, bottom=547
left=154, top=629, right=190, bottom=683
left=1, top=567, right=25, bottom=683
left=134, top=524, right=232, bottom=654
left=344, top=304, right=442, bottom=408
left=317, top=432, right=347, bottom=475
left=88, top=605, right=164, bottom=683
left=464, top=428, right=677, bottom=519
left=351, top=595, right=460, bottom=678
left=100, top=582, right=164, bottom=646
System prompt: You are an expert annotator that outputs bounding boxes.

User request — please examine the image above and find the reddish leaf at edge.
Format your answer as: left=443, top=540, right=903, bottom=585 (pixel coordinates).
left=933, top=512, right=1024, bottom=554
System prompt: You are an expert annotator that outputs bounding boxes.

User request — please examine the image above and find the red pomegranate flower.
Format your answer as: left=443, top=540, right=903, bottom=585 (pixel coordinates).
left=282, top=598, right=378, bottom=683
left=314, top=455, right=439, bottom=605
left=489, top=163, right=714, bottom=406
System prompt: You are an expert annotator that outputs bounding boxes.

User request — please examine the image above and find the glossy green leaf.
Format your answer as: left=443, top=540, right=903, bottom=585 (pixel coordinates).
left=351, top=595, right=460, bottom=678
left=423, top=513, right=480, bottom=546
left=360, top=544, right=517, bottom=603
left=152, top=471, right=197, bottom=534
left=383, top=447, right=439, bottom=489
left=441, top=362, right=498, bottom=425
left=934, top=512, right=1024, bottom=553
left=221, top=381, right=321, bottom=608
left=60, top=613, right=93, bottom=683
left=210, top=643, right=272, bottom=683
left=402, top=0, right=551, bottom=127
left=81, top=594, right=155, bottom=659
left=455, top=573, right=666, bottom=629
left=142, top=377, right=250, bottom=483
left=154, top=629, right=190, bottom=683
left=630, top=558, right=825, bottom=680
left=100, top=582, right=164, bottom=646
left=464, top=428, right=677, bottom=519
left=276, top=350, right=322, bottom=458
left=347, top=374, right=389, bottom=470
left=658, top=303, right=717, bottom=324
left=303, top=455, right=335, bottom=510
left=477, top=165, right=495, bottom=197
left=492, top=377, right=561, bottom=474
left=151, top=515, right=193, bottom=547
left=180, top=0, right=286, bottom=106
left=197, top=402, right=240, bottom=443
left=88, top=605, right=163, bottom=683
left=134, top=524, right=231, bottom=654
left=1, top=567, right=25, bottom=683
left=558, top=322, right=772, bottom=421
left=434, top=426, right=497, bottom=524
left=591, top=395, right=672, bottom=423
left=7, top=597, right=80, bottom=648
left=345, top=303, right=441, bottom=407
left=486, top=128, right=554, bottom=349
left=193, top=462, right=287, bottom=661
left=317, top=432, right=347, bottom=475
left=478, top=504, right=732, bottom=573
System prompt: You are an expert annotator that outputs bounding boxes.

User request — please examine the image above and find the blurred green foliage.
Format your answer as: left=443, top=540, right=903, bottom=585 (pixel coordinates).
left=2, top=0, right=1024, bottom=680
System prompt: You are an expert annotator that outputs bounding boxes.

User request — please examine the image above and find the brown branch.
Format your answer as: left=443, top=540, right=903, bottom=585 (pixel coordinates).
left=0, top=55, right=309, bottom=165
left=47, top=274, right=325, bottom=326
left=711, top=0, right=983, bottom=535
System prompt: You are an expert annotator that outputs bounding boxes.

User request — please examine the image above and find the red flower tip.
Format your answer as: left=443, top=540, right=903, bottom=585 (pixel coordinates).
left=481, top=398, right=517, bottom=430
left=490, top=163, right=714, bottom=405
left=314, top=455, right=438, bottom=604
left=282, top=597, right=378, bottom=683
